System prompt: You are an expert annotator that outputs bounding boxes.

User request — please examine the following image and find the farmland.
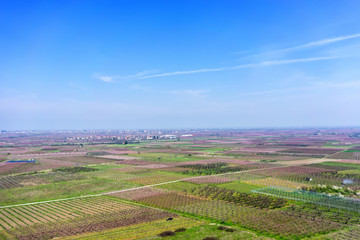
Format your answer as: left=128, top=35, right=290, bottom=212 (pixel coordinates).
left=1, top=128, right=360, bottom=239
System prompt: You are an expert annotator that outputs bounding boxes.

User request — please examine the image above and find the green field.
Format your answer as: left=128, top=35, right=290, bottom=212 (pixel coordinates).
left=218, top=181, right=262, bottom=193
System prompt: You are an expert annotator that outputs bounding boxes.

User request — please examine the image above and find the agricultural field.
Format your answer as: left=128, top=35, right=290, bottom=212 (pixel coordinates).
left=1, top=129, right=360, bottom=239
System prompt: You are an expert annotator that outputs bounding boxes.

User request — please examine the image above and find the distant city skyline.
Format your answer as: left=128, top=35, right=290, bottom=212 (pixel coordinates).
left=1, top=0, right=360, bottom=130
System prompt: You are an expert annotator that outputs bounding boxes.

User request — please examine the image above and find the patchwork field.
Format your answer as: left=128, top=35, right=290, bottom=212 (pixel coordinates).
left=1, top=129, right=360, bottom=239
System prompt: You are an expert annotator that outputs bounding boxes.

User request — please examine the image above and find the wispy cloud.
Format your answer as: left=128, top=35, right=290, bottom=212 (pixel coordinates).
left=135, top=56, right=340, bottom=79
left=236, top=33, right=360, bottom=59
left=95, top=56, right=340, bottom=82
left=94, top=70, right=158, bottom=83
left=94, top=74, right=115, bottom=83
left=278, top=33, right=360, bottom=52
left=139, top=68, right=227, bottom=79
left=256, top=56, right=341, bottom=66
left=95, top=33, right=356, bottom=83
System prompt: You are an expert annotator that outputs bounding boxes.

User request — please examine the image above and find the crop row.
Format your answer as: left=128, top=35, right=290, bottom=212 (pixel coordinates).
left=184, top=175, right=234, bottom=184
left=251, top=166, right=334, bottom=177
left=175, top=200, right=341, bottom=238
left=0, top=196, right=136, bottom=230
left=0, top=172, right=86, bottom=190
left=329, top=151, right=360, bottom=160
left=5, top=206, right=173, bottom=240
left=276, top=173, right=353, bottom=188
left=311, top=226, right=360, bottom=239
left=130, top=192, right=203, bottom=209
left=186, top=185, right=287, bottom=209
left=120, top=188, right=342, bottom=238
left=179, top=162, right=258, bottom=175
left=245, top=177, right=309, bottom=189
left=108, top=187, right=167, bottom=201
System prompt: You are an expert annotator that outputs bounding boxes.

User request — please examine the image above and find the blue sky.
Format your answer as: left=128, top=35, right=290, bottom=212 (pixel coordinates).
left=1, top=0, right=360, bottom=130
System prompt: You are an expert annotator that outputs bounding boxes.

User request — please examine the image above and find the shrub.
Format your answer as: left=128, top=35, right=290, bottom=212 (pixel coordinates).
left=225, top=228, right=236, bottom=232
left=217, top=226, right=236, bottom=232
left=217, top=226, right=227, bottom=230
left=158, top=231, right=175, bottom=237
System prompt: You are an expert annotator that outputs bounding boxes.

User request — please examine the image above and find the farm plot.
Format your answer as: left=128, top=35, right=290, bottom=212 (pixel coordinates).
left=4, top=203, right=174, bottom=240
left=113, top=164, right=171, bottom=173
left=94, top=155, right=138, bottom=160
left=223, top=151, right=307, bottom=160
left=62, top=216, right=204, bottom=240
left=108, top=187, right=167, bottom=201
left=175, top=200, right=341, bottom=238
left=225, top=171, right=267, bottom=182
left=51, top=156, right=118, bottom=164
left=125, top=174, right=186, bottom=185
left=0, top=178, right=139, bottom=206
left=314, top=161, right=360, bottom=171
left=0, top=196, right=137, bottom=230
left=184, top=175, right=234, bottom=184
left=0, top=172, right=87, bottom=190
left=0, top=162, right=40, bottom=176
left=178, top=162, right=260, bottom=176
left=186, top=185, right=287, bottom=209
left=219, top=181, right=264, bottom=193
left=91, top=171, right=138, bottom=181
left=279, top=173, right=347, bottom=187
left=127, top=152, right=202, bottom=163
left=9, top=152, right=86, bottom=161
left=251, top=166, right=334, bottom=177
left=245, top=177, right=309, bottom=189
left=277, top=148, right=342, bottom=155
left=329, top=150, right=360, bottom=160
left=0, top=158, right=96, bottom=176
left=156, top=181, right=201, bottom=192
left=127, top=192, right=204, bottom=209
left=310, top=226, right=360, bottom=239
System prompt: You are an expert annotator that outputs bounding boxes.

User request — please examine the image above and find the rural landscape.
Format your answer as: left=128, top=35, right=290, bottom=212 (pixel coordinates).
left=2, top=0, right=360, bottom=239
left=1, top=128, right=360, bottom=239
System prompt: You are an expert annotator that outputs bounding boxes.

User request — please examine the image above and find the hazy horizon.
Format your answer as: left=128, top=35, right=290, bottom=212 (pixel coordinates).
left=1, top=0, right=360, bottom=130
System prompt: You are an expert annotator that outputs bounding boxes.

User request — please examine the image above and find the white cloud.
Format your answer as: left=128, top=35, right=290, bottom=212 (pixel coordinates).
left=235, top=33, right=360, bottom=60
left=139, top=68, right=227, bottom=79
left=94, top=70, right=159, bottom=83
left=279, top=33, right=360, bottom=52
left=95, top=33, right=357, bottom=82
left=94, top=74, right=114, bottom=83
left=131, top=56, right=341, bottom=79
left=257, top=56, right=341, bottom=66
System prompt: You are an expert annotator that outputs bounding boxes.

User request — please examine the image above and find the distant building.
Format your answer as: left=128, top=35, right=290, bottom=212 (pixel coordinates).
left=159, top=135, right=177, bottom=139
